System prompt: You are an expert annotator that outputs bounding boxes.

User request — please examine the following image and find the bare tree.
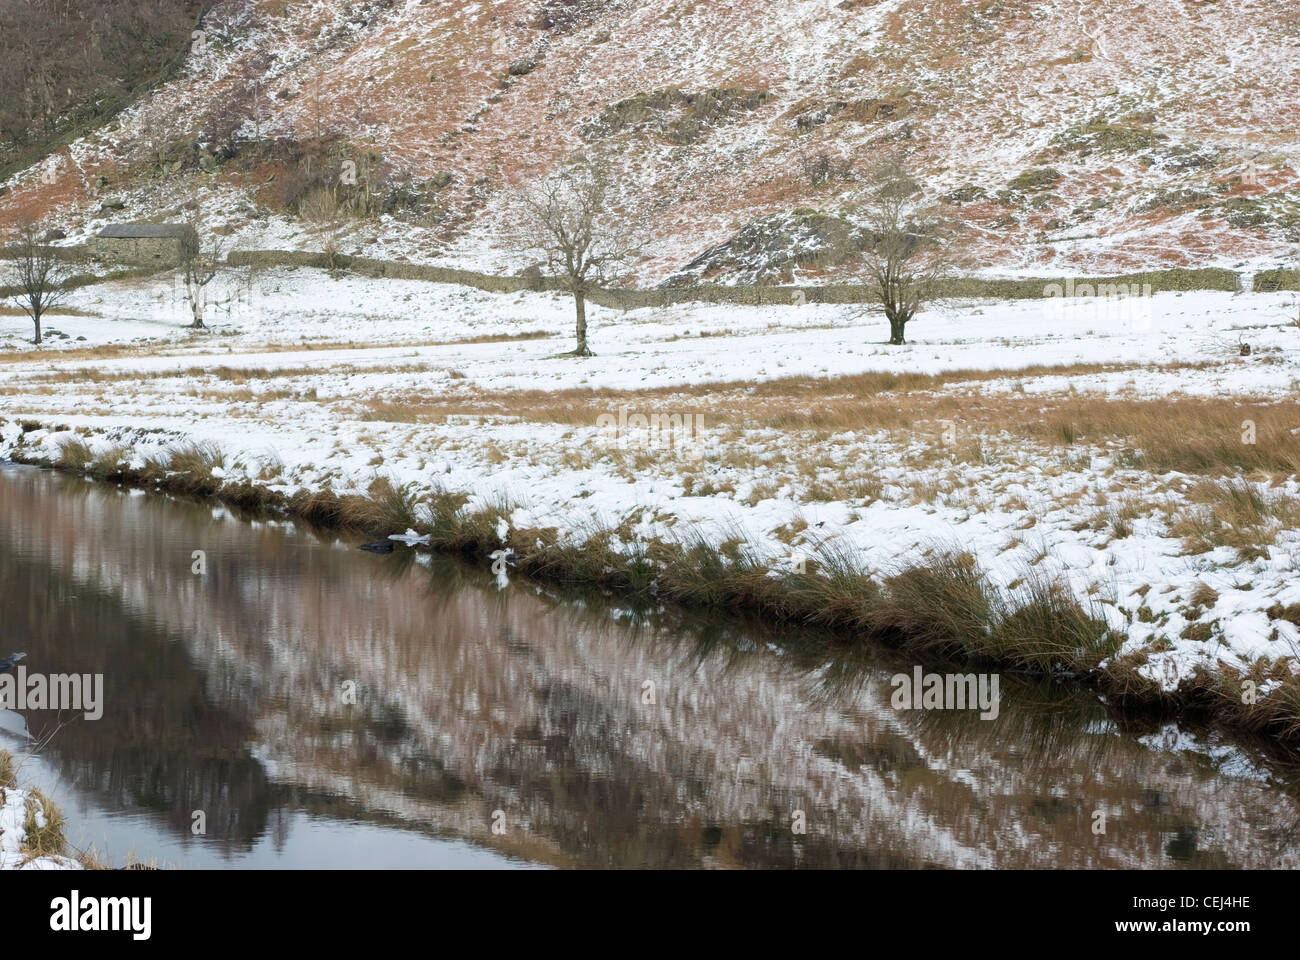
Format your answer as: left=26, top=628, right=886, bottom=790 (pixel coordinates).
left=301, top=77, right=338, bottom=144
left=517, top=154, right=640, bottom=356
left=4, top=222, right=73, bottom=345
left=300, top=185, right=354, bottom=278
left=854, top=156, right=952, bottom=345
left=179, top=218, right=238, bottom=329
left=132, top=96, right=190, bottom=176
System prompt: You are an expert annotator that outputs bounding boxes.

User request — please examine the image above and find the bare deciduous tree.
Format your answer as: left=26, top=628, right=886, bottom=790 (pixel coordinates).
left=132, top=96, right=190, bottom=176
left=517, top=155, right=641, bottom=357
left=854, top=156, right=953, bottom=346
left=4, top=222, right=73, bottom=345
left=300, top=184, right=354, bottom=278
left=179, top=217, right=241, bottom=329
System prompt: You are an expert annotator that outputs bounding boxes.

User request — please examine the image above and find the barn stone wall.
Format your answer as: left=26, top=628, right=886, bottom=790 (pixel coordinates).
left=89, top=236, right=188, bottom=268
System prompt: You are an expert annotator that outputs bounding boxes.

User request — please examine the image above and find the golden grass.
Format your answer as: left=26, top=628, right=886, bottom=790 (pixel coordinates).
left=14, top=353, right=1289, bottom=481
left=1189, top=581, right=1220, bottom=609
left=1086, top=496, right=1151, bottom=539
left=0, top=329, right=551, bottom=366
left=0, top=341, right=164, bottom=364
left=335, top=371, right=1298, bottom=480
left=0, top=305, right=98, bottom=317
left=1168, top=478, right=1300, bottom=558
left=21, top=788, right=67, bottom=862
left=348, top=360, right=1145, bottom=424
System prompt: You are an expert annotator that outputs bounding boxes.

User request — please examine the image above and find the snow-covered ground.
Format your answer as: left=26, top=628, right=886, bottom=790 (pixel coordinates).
left=3, top=268, right=1300, bottom=696
left=0, top=783, right=79, bottom=870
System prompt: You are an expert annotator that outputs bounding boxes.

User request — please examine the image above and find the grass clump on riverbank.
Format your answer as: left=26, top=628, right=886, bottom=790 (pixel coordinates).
left=0, top=750, right=107, bottom=870
left=20, top=787, right=66, bottom=860
left=0, top=749, right=64, bottom=860
left=0, top=750, right=65, bottom=866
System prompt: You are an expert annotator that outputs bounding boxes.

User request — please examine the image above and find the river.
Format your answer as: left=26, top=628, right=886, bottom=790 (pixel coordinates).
left=1, top=464, right=1297, bottom=868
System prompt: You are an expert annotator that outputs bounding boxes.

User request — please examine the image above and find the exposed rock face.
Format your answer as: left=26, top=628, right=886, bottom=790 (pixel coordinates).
left=791, top=97, right=906, bottom=132
left=537, top=0, right=615, bottom=34
left=582, top=88, right=772, bottom=145
left=664, top=210, right=866, bottom=286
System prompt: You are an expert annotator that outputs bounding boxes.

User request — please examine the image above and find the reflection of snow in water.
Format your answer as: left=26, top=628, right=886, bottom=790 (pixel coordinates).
left=2, top=466, right=1299, bottom=869
left=0, top=708, right=31, bottom=740
left=489, top=549, right=513, bottom=590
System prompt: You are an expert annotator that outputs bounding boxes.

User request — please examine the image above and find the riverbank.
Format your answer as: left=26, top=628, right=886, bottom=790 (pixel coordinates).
left=0, top=750, right=80, bottom=869
left=2, top=267, right=1299, bottom=745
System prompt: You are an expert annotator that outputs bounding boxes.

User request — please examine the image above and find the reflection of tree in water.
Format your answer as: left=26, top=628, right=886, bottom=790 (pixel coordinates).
left=6, top=467, right=1300, bottom=867
left=3, top=555, right=274, bottom=850
left=447, top=558, right=1300, bottom=867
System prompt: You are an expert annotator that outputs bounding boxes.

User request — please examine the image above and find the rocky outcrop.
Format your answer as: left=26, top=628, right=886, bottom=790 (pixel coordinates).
left=582, top=88, right=772, bottom=145
left=664, top=210, right=866, bottom=286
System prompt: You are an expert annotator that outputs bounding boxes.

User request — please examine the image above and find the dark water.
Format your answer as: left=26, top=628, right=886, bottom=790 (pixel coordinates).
left=1, top=463, right=1299, bottom=869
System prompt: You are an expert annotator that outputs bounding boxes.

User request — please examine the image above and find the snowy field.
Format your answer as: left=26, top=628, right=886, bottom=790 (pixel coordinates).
left=2, top=267, right=1300, bottom=696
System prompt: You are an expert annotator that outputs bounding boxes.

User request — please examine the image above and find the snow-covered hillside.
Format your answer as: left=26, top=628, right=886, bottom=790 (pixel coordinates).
left=1, top=0, right=1297, bottom=280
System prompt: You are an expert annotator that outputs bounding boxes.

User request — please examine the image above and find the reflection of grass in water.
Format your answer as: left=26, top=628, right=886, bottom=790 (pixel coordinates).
left=402, top=535, right=1128, bottom=774
left=909, top=676, right=1114, bottom=771
left=407, top=542, right=1300, bottom=812
left=23, top=459, right=1300, bottom=816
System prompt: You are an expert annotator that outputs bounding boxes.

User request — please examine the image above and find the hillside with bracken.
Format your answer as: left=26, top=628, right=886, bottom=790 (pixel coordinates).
left=1, top=0, right=1297, bottom=283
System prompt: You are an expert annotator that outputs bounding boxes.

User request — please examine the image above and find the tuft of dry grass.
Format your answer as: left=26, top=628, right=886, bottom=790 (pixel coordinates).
left=21, top=788, right=67, bottom=861
left=54, top=437, right=94, bottom=472
left=871, top=551, right=997, bottom=655
left=994, top=573, right=1119, bottom=673
left=90, top=445, right=131, bottom=479
left=1088, top=496, right=1148, bottom=540
left=1266, top=602, right=1300, bottom=629
left=1169, top=478, right=1300, bottom=558
left=159, top=441, right=228, bottom=496
left=359, top=476, right=423, bottom=532
left=1189, top=581, right=1220, bottom=609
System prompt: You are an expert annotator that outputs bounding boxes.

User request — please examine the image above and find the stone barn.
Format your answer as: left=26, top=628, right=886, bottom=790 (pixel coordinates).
left=91, top=223, right=197, bottom=268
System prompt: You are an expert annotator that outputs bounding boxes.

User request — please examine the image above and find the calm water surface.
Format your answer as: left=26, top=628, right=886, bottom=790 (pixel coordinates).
left=1, top=464, right=1298, bottom=869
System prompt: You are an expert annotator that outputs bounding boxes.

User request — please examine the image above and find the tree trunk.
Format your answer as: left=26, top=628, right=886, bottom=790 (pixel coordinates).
left=190, top=286, right=205, bottom=328
left=32, top=309, right=41, bottom=345
left=572, top=290, right=592, bottom=356
left=888, top=315, right=906, bottom=345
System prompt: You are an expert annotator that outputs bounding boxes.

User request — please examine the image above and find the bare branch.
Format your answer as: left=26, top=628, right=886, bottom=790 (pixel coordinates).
left=851, top=154, right=957, bottom=345
left=4, top=222, right=76, bottom=346
left=178, top=212, right=244, bottom=329
left=514, top=153, right=644, bottom=356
